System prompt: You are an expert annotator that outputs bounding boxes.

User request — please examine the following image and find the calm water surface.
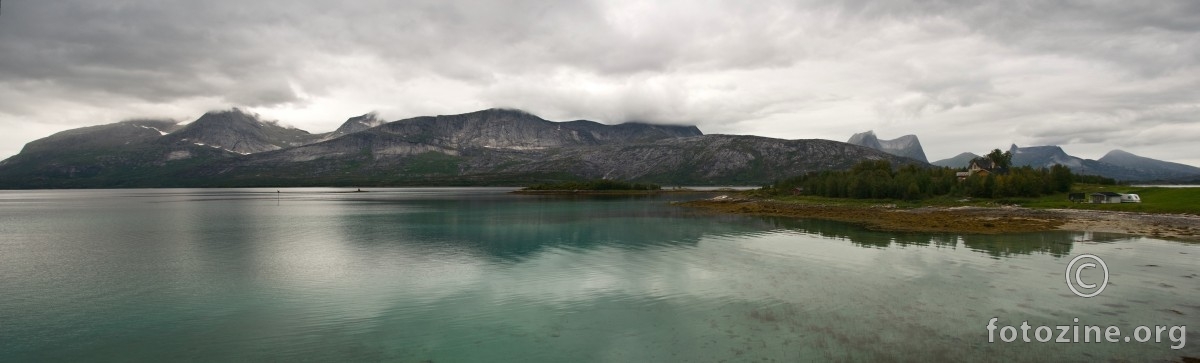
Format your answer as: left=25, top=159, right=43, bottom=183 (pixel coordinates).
left=0, top=188, right=1196, bottom=362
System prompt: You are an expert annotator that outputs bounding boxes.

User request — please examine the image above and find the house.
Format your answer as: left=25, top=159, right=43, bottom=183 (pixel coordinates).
left=958, top=159, right=1007, bottom=181
left=1121, top=194, right=1141, bottom=203
left=968, top=159, right=996, bottom=177
left=1090, top=192, right=1123, bottom=204
left=1068, top=193, right=1086, bottom=203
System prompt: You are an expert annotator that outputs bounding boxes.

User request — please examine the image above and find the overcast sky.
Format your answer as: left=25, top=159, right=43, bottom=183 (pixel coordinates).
left=1, top=0, right=1197, bottom=165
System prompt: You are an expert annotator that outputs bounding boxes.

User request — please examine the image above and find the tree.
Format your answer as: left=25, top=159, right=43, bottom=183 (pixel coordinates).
left=905, top=182, right=921, bottom=200
left=1050, top=164, right=1072, bottom=192
left=767, top=160, right=1069, bottom=200
left=986, top=148, right=1013, bottom=169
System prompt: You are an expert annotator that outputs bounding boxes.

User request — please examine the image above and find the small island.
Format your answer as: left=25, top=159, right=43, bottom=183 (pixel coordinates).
left=512, top=179, right=663, bottom=195
left=512, top=179, right=696, bottom=195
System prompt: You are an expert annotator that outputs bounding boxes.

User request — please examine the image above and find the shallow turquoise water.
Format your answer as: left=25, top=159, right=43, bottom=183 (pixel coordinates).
left=0, top=188, right=1195, bottom=361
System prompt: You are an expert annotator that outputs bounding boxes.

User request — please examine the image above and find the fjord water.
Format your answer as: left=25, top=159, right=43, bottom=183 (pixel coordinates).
left=0, top=189, right=1196, bottom=362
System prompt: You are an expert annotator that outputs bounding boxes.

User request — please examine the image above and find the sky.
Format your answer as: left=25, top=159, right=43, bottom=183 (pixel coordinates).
left=1, top=0, right=1197, bottom=165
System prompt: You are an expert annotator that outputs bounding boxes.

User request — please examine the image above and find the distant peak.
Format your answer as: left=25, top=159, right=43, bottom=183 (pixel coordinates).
left=197, top=107, right=260, bottom=120
left=846, top=130, right=926, bottom=163
left=1023, top=145, right=1064, bottom=151
left=325, top=112, right=388, bottom=139
left=118, top=118, right=176, bottom=125
left=849, top=130, right=876, bottom=138
left=349, top=112, right=381, bottom=122
left=487, top=108, right=535, bottom=116
left=1011, top=145, right=1071, bottom=159
left=846, top=130, right=879, bottom=145
left=444, top=108, right=543, bottom=121
left=188, top=108, right=296, bottom=130
left=213, top=107, right=249, bottom=115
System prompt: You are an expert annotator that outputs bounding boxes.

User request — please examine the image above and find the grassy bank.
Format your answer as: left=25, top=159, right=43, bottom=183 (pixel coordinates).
left=677, top=198, right=1065, bottom=234
left=1022, top=185, right=1200, bottom=214
left=741, top=184, right=1200, bottom=215
left=675, top=184, right=1200, bottom=238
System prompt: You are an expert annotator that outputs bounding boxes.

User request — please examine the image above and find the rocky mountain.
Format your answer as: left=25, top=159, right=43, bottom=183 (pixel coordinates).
left=0, top=119, right=236, bottom=188
left=220, top=109, right=701, bottom=161
left=0, top=108, right=918, bottom=188
left=847, top=131, right=928, bottom=163
left=163, top=109, right=322, bottom=154
left=931, top=152, right=980, bottom=168
left=521, top=135, right=910, bottom=185
left=183, top=130, right=915, bottom=187
left=362, top=108, right=703, bottom=150
left=322, top=113, right=387, bottom=141
left=1098, top=150, right=1200, bottom=181
left=13, top=119, right=181, bottom=156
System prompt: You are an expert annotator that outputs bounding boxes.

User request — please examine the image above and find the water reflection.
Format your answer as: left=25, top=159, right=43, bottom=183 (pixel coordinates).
left=316, top=191, right=1147, bottom=262
left=330, top=194, right=766, bottom=261
left=749, top=215, right=1139, bottom=258
left=0, top=189, right=1194, bottom=362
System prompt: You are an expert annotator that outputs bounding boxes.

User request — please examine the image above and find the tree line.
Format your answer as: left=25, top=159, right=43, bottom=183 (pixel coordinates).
left=762, top=158, right=1099, bottom=200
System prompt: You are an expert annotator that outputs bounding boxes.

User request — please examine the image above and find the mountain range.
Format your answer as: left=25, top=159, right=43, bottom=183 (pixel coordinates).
left=928, top=145, right=1200, bottom=182
left=849, top=130, right=1199, bottom=182
left=5, top=108, right=1195, bottom=188
left=0, top=108, right=917, bottom=188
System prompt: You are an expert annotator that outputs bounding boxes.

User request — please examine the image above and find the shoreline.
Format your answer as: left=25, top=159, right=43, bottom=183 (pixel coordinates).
left=675, top=196, right=1200, bottom=241
left=510, top=189, right=737, bottom=195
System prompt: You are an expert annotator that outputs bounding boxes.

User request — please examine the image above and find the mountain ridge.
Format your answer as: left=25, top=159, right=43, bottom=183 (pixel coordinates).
left=1098, top=149, right=1200, bottom=181
left=321, top=112, right=386, bottom=141
left=1005, top=144, right=1146, bottom=181
left=162, top=109, right=323, bottom=154
left=7, top=109, right=1197, bottom=187
left=0, top=108, right=917, bottom=188
left=931, top=152, right=980, bottom=168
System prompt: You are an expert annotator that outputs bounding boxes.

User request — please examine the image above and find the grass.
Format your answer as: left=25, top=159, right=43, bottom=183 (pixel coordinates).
left=678, top=183, right=1199, bottom=237
left=1023, top=184, right=1200, bottom=214
left=745, top=184, right=1200, bottom=215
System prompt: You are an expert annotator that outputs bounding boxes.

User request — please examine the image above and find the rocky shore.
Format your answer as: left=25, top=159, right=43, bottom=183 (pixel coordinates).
left=677, top=196, right=1200, bottom=241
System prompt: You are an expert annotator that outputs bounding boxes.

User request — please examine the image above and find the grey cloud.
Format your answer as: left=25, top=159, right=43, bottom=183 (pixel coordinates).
left=0, top=1, right=310, bottom=105
left=838, top=0, right=1200, bottom=76
left=875, top=69, right=1006, bottom=120
left=0, top=0, right=1197, bottom=164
